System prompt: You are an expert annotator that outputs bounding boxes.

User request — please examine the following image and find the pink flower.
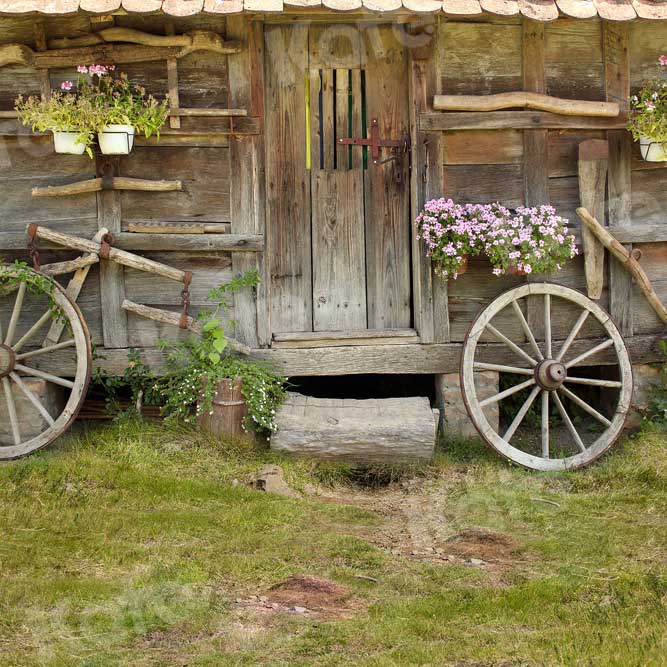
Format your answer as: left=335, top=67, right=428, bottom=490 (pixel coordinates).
left=77, top=65, right=88, bottom=73
left=60, top=80, right=73, bottom=91
left=659, top=55, right=667, bottom=66
left=645, top=102, right=656, bottom=112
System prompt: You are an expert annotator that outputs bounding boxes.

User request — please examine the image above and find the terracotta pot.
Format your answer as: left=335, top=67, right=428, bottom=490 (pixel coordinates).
left=507, top=264, right=528, bottom=277
left=457, top=254, right=469, bottom=275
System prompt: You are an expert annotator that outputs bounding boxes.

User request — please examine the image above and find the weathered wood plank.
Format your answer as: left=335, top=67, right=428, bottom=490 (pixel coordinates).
left=578, top=139, right=608, bottom=299
left=311, top=170, right=366, bottom=331
left=604, top=21, right=633, bottom=336
left=273, top=328, right=417, bottom=348
left=420, top=111, right=627, bottom=132
left=363, top=25, right=411, bottom=330
left=443, top=129, right=523, bottom=165
left=265, top=24, right=311, bottom=334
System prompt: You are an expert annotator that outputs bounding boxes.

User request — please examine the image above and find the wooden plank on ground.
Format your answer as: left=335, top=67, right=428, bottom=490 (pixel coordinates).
left=265, top=24, right=312, bottom=334
left=312, top=170, right=366, bottom=331
left=362, top=24, right=411, bottom=330
left=604, top=22, right=633, bottom=336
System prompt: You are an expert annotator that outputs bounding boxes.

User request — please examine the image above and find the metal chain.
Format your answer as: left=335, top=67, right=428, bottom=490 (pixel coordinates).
left=27, top=225, right=41, bottom=272
left=179, top=271, right=193, bottom=330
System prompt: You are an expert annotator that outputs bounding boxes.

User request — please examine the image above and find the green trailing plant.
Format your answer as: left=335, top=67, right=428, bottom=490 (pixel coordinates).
left=645, top=340, right=667, bottom=423
left=91, top=348, right=162, bottom=419
left=156, top=269, right=287, bottom=434
left=0, top=260, right=65, bottom=324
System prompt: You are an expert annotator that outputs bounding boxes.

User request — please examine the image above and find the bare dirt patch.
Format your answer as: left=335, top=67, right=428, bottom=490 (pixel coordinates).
left=235, top=575, right=364, bottom=621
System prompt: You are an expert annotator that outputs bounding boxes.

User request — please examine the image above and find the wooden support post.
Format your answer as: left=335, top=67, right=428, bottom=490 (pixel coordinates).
left=227, top=17, right=266, bottom=348
left=409, top=24, right=439, bottom=344
left=522, top=20, right=548, bottom=338
left=166, top=21, right=181, bottom=130
left=604, top=22, right=633, bottom=336
left=578, top=139, right=608, bottom=300
left=34, top=22, right=51, bottom=101
left=96, top=157, right=128, bottom=349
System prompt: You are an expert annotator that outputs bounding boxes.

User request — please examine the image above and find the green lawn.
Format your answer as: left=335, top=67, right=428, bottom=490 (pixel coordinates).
left=1, top=420, right=667, bottom=666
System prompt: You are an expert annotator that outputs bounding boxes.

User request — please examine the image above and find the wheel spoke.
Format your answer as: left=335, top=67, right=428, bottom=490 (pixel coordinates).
left=565, top=376, right=623, bottom=389
left=12, top=310, right=53, bottom=354
left=4, top=282, right=26, bottom=347
left=14, top=363, right=74, bottom=389
left=486, top=323, right=538, bottom=367
left=16, top=339, right=76, bottom=361
left=480, top=377, right=535, bottom=408
left=556, top=310, right=590, bottom=362
left=511, top=300, right=544, bottom=361
left=565, top=338, right=615, bottom=369
left=541, top=390, right=549, bottom=458
left=9, top=373, right=55, bottom=427
left=503, top=385, right=541, bottom=442
left=544, top=294, right=552, bottom=358
left=2, top=376, right=21, bottom=446
left=473, top=362, right=533, bottom=375
left=552, top=391, right=586, bottom=453
left=558, top=385, right=612, bottom=427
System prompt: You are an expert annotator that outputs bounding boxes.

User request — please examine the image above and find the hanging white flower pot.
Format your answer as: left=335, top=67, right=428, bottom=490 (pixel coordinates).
left=98, top=124, right=135, bottom=155
left=53, top=131, right=86, bottom=155
left=639, top=135, right=667, bottom=162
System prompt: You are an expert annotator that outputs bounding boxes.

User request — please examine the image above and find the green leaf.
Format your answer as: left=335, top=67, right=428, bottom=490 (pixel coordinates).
left=212, top=337, right=228, bottom=353
left=208, top=352, right=221, bottom=365
left=202, top=319, right=220, bottom=333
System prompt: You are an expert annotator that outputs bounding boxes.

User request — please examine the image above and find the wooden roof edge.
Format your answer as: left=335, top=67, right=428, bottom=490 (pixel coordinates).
left=0, top=0, right=661, bottom=19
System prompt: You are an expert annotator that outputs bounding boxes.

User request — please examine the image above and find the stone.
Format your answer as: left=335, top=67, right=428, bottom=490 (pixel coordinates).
left=271, top=393, right=437, bottom=462
left=250, top=464, right=297, bottom=497
left=0, top=379, right=64, bottom=445
left=435, top=371, right=499, bottom=440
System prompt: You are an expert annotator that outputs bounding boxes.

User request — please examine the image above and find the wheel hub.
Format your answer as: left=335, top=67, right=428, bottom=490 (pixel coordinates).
left=535, top=359, right=567, bottom=391
left=0, top=344, right=16, bottom=379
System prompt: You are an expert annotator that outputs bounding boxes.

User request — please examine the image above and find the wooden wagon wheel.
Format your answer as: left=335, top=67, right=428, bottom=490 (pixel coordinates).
left=0, top=269, right=91, bottom=459
left=461, top=283, right=632, bottom=471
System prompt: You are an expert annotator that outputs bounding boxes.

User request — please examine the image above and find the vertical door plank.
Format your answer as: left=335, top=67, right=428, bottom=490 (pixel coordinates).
left=605, top=22, right=633, bottom=336
left=335, top=68, right=350, bottom=169
left=362, top=25, right=412, bottom=330
left=321, top=68, right=335, bottom=172
left=265, top=25, right=312, bottom=334
left=312, top=171, right=367, bottom=330
left=309, top=68, right=322, bottom=172
left=350, top=68, right=363, bottom=171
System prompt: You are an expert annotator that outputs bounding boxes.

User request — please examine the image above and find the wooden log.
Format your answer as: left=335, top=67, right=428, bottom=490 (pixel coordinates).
left=32, top=177, right=183, bottom=197
left=39, top=254, right=100, bottom=276
left=420, top=112, right=627, bottom=132
left=271, top=393, right=437, bottom=462
left=166, top=21, right=181, bottom=131
left=115, top=233, right=263, bottom=252
left=121, top=299, right=252, bottom=355
left=577, top=207, right=667, bottom=327
left=29, top=225, right=189, bottom=284
left=578, top=140, right=608, bottom=300
left=197, top=377, right=248, bottom=439
left=556, top=0, right=597, bottom=18
left=433, top=93, right=620, bottom=117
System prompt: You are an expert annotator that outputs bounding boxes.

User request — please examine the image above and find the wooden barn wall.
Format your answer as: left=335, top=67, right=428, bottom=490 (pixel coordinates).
left=434, top=16, right=667, bottom=344
left=0, top=13, right=262, bottom=356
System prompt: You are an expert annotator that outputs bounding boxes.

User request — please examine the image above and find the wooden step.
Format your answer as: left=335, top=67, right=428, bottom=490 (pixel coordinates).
left=271, top=393, right=438, bottom=462
left=272, top=328, right=419, bottom=349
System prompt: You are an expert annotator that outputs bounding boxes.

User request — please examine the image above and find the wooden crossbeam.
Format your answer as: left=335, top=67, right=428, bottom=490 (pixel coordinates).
left=32, top=177, right=182, bottom=198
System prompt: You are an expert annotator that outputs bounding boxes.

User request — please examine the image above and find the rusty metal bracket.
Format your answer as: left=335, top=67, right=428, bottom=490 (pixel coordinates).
left=27, top=223, right=41, bottom=271
left=99, top=232, right=114, bottom=260
left=338, top=118, right=410, bottom=164
left=179, top=270, right=193, bottom=330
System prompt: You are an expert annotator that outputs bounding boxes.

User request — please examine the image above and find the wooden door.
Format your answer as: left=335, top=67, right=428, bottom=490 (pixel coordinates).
left=265, top=23, right=412, bottom=336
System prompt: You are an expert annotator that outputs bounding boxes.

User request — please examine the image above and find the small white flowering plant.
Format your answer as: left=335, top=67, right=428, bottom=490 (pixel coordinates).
left=628, top=55, right=667, bottom=144
left=157, top=270, right=286, bottom=434
left=483, top=205, right=577, bottom=276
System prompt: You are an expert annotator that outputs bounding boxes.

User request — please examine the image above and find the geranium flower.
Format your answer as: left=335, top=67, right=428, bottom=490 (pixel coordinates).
left=77, top=65, right=88, bottom=74
left=659, top=55, right=667, bottom=66
left=60, top=80, right=73, bottom=91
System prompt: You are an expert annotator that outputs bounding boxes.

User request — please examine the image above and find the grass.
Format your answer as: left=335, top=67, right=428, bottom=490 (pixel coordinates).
left=1, top=420, right=667, bottom=666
